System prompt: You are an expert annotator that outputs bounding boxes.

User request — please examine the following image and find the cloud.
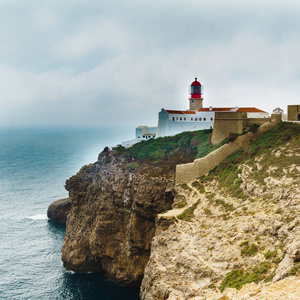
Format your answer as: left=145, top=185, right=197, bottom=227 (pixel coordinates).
left=0, top=1, right=300, bottom=127
left=54, top=20, right=130, bottom=57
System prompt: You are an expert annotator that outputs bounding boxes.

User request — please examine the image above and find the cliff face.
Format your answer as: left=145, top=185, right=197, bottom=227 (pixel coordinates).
left=61, top=148, right=174, bottom=285
left=140, top=124, right=300, bottom=299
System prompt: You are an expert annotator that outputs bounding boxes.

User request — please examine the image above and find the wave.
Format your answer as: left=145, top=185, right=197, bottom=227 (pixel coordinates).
left=26, top=214, right=48, bottom=220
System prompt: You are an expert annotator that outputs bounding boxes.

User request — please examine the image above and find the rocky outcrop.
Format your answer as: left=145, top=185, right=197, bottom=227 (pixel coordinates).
left=47, top=197, right=71, bottom=224
left=61, top=148, right=174, bottom=285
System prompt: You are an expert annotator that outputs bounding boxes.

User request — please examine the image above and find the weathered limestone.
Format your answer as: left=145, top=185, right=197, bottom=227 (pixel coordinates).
left=61, top=148, right=174, bottom=285
left=47, top=197, right=71, bottom=224
left=176, top=115, right=282, bottom=184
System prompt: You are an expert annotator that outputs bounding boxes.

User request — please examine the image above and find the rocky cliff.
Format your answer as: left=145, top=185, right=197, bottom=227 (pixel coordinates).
left=140, top=122, right=300, bottom=299
left=61, top=147, right=174, bottom=285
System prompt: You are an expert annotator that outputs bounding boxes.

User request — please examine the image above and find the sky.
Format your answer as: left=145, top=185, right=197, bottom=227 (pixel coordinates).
left=1, top=0, right=300, bottom=128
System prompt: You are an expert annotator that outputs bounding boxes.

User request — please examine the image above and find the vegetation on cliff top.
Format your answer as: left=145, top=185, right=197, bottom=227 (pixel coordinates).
left=113, top=129, right=225, bottom=176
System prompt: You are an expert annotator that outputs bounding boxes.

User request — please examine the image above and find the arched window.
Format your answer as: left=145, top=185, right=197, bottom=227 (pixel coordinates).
left=210, top=117, right=213, bottom=121
left=204, top=117, right=206, bottom=121
left=184, top=117, right=186, bottom=121
left=199, top=117, right=202, bottom=121
left=172, top=117, right=175, bottom=121
left=195, top=117, right=197, bottom=121
left=180, top=117, right=182, bottom=121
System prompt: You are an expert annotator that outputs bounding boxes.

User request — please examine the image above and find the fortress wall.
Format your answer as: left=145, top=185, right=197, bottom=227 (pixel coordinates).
left=243, top=118, right=272, bottom=127
left=211, top=112, right=272, bottom=145
left=288, top=105, right=300, bottom=121
left=211, top=112, right=246, bottom=145
left=176, top=115, right=281, bottom=184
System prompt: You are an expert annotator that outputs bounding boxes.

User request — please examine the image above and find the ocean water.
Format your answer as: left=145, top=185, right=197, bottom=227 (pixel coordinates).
left=0, top=127, right=140, bottom=300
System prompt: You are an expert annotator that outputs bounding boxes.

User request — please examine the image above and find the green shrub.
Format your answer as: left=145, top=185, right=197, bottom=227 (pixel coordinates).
left=180, top=183, right=192, bottom=191
left=204, top=208, right=212, bottom=216
left=219, top=261, right=271, bottom=291
left=214, top=199, right=235, bottom=212
left=289, top=263, right=300, bottom=276
left=177, top=200, right=200, bottom=221
left=124, top=163, right=139, bottom=172
left=191, top=181, right=205, bottom=193
left=264, top=250, right=277, bottom=260
left=240, top=241, right=259, bottom=256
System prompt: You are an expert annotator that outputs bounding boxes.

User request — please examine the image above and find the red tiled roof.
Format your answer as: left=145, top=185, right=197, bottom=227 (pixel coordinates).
left=198, top=107, right=268, bottom=113
left=165, top=110, right=196, bottom=115
left=165, top=107, right=268, bottom=114
left=165, top=110, right=185, bottom=114
left=184, top=111, right=196, bottom=114
left=237, top=107, right=268, bottom=113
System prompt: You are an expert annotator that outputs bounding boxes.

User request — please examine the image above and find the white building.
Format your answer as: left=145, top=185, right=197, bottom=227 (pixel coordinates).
left=122, top=78, right=269, bottom=147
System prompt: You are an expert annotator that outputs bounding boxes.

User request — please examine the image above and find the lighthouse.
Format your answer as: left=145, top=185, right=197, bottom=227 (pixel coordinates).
left=189, top=78, right=203, bottom=110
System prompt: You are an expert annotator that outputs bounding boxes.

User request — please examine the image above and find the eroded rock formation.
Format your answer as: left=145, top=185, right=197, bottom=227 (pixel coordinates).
left=47, top=197, right=71, bottom=224
left=61, top=148, right=174, bottom=285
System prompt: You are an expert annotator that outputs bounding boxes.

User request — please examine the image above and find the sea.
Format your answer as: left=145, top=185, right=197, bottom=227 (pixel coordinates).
left=0, top=127, right=140, bottom=300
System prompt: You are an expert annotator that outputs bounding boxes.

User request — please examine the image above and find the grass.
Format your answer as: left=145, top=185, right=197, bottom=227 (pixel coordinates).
left=219, top=261, right=272, bottom=291
left=177, top=200, right=200, bottom=221
left=264, top=250, right=277, bottom=260
left=180, top=183, right=192, bottom=191
left=112, top=129, right=227, bottom=177
left=174, top=194, right=187, bottom=208
left=191, top=181, right=205, bottom=193
left=240, top=241, right=259, bottom=256
left=289, top=263, right=300, bottom=276
left=214, top=199, right=235, bottom=212
left=124, top=163, right=139, bottom=172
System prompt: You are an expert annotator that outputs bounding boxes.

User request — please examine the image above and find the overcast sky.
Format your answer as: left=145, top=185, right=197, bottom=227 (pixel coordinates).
left=1, top=0, right=300, bottom=128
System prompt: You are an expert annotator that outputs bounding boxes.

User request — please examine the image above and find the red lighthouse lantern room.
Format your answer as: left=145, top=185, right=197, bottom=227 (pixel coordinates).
left=189, top=77, right=203, bottom=99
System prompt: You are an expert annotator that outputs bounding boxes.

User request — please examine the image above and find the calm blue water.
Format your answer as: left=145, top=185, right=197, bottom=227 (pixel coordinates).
left=0, top=127, right=140, bottom=300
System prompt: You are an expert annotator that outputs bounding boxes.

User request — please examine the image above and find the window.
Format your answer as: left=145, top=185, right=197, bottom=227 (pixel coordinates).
left=210, top=117, right=213, bottom=121
left=191, top=117, right=193, bottom=121
left=195, top=118, right=197, bottom=121
left=138, top=136, right=140, bottom=138
left=184, top=117, right=186, bottom=121
left=199, top=117, right=202, bottom=121
left=180, top=117, right=182, bottom=121
left=204, top=117, right=206, bottom=121
left=172, top=117, right=175, bottom=121
left=176, top=117, right=178, bottom=120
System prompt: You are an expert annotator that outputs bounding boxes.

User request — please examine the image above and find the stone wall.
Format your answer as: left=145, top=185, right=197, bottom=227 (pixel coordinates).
left=176, top=114, right=281, bottom=184
left=288, top=105, right=300, bottom=121
left=211, top=111, right=272, bottom=145
left=211, top=112, right=246, bottom=145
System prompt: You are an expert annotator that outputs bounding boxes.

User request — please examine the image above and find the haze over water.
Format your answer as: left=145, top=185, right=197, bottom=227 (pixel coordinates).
left=0, top=127, right=140, bottom=300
